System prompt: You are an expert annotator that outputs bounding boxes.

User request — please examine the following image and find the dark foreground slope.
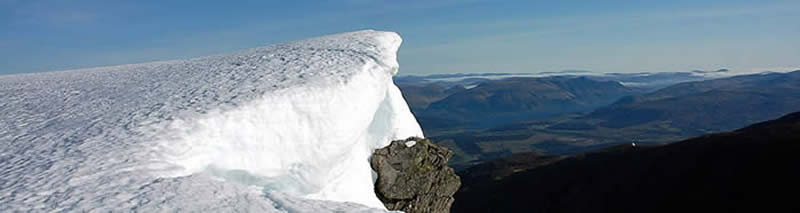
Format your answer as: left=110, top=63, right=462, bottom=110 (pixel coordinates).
left=453, top=111, right=800, bottom=213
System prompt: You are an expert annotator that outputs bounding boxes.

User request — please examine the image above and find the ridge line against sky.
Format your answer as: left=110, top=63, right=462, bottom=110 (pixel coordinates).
left=1, top=0, right=798, bottom=75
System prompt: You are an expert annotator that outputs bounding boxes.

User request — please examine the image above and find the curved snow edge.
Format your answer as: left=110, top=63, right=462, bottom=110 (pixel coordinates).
left=152, top=30, right=423, bottom=209
left=0, top=29, right=421, bottom=212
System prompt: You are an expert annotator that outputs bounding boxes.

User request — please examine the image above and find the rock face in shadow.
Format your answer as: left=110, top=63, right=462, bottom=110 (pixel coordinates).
left=371, top=137, right=461, bottom=213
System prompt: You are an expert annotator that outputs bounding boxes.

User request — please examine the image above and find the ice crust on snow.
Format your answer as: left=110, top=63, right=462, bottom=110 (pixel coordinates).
left=0, top=30, right=422, bottom=212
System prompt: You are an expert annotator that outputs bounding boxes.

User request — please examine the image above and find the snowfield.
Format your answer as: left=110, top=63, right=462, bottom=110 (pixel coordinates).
left=0, top=30, right=423, bottom=212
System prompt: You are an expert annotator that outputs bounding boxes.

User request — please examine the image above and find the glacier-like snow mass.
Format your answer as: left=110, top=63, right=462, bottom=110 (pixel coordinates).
left=0, top=30, right=423, bottom=212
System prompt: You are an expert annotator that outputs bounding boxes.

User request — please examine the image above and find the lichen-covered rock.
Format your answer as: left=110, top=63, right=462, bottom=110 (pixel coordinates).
left=370, top=137, right=461, bottom=213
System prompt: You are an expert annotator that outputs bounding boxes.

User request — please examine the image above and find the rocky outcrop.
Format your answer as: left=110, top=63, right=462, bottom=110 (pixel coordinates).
left=371, top=137, right=461, bottom=213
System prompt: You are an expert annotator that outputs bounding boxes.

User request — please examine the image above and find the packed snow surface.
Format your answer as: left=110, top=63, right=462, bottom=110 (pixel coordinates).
left=0, top=30, right=423, bottom=212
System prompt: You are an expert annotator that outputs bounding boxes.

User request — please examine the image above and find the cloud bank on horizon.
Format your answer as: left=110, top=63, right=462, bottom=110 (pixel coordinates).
left=0, top=0, right=798, bottom=75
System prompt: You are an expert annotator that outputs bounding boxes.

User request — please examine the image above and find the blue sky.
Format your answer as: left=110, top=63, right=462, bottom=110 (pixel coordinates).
left=1, top=0, right=798, bottom=75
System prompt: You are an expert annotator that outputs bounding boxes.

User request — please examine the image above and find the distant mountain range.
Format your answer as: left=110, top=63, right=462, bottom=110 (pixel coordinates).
left=396, top=69, right=726, bottom=90
left=587, top=71, right=800, bottom=132
left=413, top=77, right=637, bottom=130
left=398, top=70, right=800, bottom=168
left=452, top=110, right=800, bottom=213
left=429, top=77, right=632, bottom=114
left=586, top=71, right=707, bottom=91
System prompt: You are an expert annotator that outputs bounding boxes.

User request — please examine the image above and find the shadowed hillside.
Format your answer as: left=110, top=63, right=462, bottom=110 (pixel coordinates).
left=453, top=111, right=800, bottom=213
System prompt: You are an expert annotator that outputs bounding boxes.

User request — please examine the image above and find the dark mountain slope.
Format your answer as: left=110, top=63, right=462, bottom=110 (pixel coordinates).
left=453, top=111, right=800, bottom=213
